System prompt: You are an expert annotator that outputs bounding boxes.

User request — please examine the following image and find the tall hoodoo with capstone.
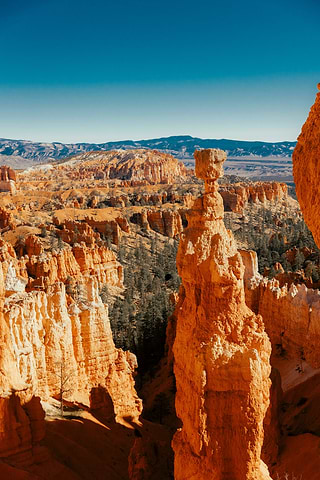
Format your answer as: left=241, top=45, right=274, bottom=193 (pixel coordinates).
left=172, top=149, right=272, bottom=480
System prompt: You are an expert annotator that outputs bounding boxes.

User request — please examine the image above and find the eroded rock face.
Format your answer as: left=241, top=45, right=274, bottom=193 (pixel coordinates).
left=0, top=206, right=16, bottom=230
left=243, top=250, right=320, bottom=369
left=172, top=149, right=272, bottom=480
left=0, top=166, right=16, bottom=194
left=293, top=85, right=320, bottom=246
left=25, top=242, right=123, bottom=290
left=0, top=233, right=142, bottom=474
left=220, top=182, right=288, bottom=213
left=0, top=260, right=47, bottom=474
left=0, top=236, right=140, bottom=417
left=146, top=210, right=183, bottom=238
left=3, top=279, right=142, bottom=417
left=0, top=394, right=47, bottom=470
left=0, top=166, right=16, bottom=182
left=21, top=149, right=193, bottom=186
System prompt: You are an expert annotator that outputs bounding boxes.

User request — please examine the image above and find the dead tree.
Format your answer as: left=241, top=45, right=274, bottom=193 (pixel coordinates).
left=55, top=359, right=75, bottom=417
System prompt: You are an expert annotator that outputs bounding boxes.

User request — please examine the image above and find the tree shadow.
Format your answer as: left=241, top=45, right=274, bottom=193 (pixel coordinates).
left=40, top=387, right=137, bottom=480
left=37, top=385, right=174, bottom=479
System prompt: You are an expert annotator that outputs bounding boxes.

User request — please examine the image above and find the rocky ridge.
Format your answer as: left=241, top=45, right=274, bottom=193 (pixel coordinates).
left=0, top=228, right=142, bottom=476
left=293, top=84, right=320, bottom=246
left=220, top=181, right=288, bottom=213
left=20, top=149, right=193, bottom=187
left=242, top=249, right=320, bottom=370
left=0, top=136, right=296, bottom=166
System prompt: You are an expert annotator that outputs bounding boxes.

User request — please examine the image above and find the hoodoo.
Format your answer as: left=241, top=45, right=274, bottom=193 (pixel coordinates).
left=172, top=149, right=272, bottom=480
left=0, top=165, right=16, bottom=194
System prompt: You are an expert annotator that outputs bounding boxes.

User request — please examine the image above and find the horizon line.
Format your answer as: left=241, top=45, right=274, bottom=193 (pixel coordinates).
left=0, top=134, right=298, bottom=146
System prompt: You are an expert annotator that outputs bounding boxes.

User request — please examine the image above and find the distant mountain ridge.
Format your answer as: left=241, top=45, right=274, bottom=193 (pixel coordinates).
left=0, top=136, right=296, bottom=165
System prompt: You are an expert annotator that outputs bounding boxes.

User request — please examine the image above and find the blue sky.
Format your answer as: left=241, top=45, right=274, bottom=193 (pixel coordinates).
left=1, top=0, right=319, bottom=143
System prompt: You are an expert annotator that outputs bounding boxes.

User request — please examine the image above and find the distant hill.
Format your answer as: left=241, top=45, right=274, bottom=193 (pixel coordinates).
left=0, top=136, right=296, bottom=167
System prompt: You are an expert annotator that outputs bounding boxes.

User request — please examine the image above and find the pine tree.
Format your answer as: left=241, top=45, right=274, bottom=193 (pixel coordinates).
left=99, top=283, right=110, bottom=304
left=40, top=226, right=47, bottom=238
left=57, top=235, right=64, bottom=251
left=75, top=282, right=86, bottom=302
left=294, top=251, right=305, bottom=271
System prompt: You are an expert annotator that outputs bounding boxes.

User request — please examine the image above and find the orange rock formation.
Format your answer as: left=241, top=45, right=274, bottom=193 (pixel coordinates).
left=293, top=85, right=320, bottom=246
left=146, top=209, right=183, bottom=238
left=0, top=228, right=142, bottom=475
left=220, top=182, right=288, bottom=213
left=242, top=250, right=320, bottom=369
left=0, top=165, right=16, bottom=194
left=0, top=206, right=16, bottom=230
left=172, top=149, right=272, bottom=480
left=20, top=149, right=193, bottom=187
left=0, top=232, right=141, bottom=411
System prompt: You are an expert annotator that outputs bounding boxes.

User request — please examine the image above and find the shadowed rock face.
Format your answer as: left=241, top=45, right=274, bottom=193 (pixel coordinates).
left=0, top=165, right=16, bottom=193
left=0, top=166, right=16, bottom=182
left=293, top=85, right=320, bottom=247
left=172, top=149, right=272, bottom=480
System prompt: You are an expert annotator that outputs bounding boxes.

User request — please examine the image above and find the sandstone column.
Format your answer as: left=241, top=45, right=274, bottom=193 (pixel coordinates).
left=172, top=149, right=272, bottom=480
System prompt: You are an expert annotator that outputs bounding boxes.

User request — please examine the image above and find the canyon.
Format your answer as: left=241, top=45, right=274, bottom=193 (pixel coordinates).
left=172, top=149, right=272, bottom=479
left=0, top=94, right=319, bottom=480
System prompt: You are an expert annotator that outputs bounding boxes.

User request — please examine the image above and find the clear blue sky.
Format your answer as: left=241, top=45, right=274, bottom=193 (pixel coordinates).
left=1, top=0, right=319, bottom=143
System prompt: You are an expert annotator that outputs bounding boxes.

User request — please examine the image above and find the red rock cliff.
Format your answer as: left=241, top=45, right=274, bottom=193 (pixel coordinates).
left=293, top=84, right=320, bottom=247
left=21, top=149, right=193, bottom=186
left=172, top=149, right=272, bottom=480
left=220, top=182, right=288, bottom=213
left=0, top=237, right=141, bottom=417
left=0, top=233, right=142, bottom=475
left=0, top=165, right=17, bottom=194
left=243, top=249, right=320, bottom=370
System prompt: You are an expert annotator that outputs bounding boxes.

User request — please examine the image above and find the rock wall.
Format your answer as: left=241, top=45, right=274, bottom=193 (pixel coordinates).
left=0, top=232, right=142, bottom=474
left=0, top=206, right=16, bottom=230
left=293, top=85, right=320, bottom=247
left=172, top=149, right=272, bottom=480
left=128, top=208, right=185, bottom=238
left=0, top=259, right=47, bottom=475
left=26, top=243, right=123, bottom=290
left=0, top=236, right=140, bottom=414
left=4, top=279, right=142, bottom=417
left=220, top=182, right=288, bottom=213
left=146, top=210, right=183, bottom=238
left=242, top=249, right=320, bottom=369
left=53, top=214, right=129, bottom=246
left=0, top=166, right=16, bottom=194
left=21, top=149, right=193, bottom=186
left=0, top=393, right=47, bottom=474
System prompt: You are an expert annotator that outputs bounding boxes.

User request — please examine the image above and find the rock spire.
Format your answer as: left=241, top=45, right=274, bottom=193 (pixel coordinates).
left=172, top=148, right=272, bottom=480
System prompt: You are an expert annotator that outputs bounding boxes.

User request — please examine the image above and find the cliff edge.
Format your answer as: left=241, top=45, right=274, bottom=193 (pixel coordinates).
left=293, top=84, right=320, bottom=246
